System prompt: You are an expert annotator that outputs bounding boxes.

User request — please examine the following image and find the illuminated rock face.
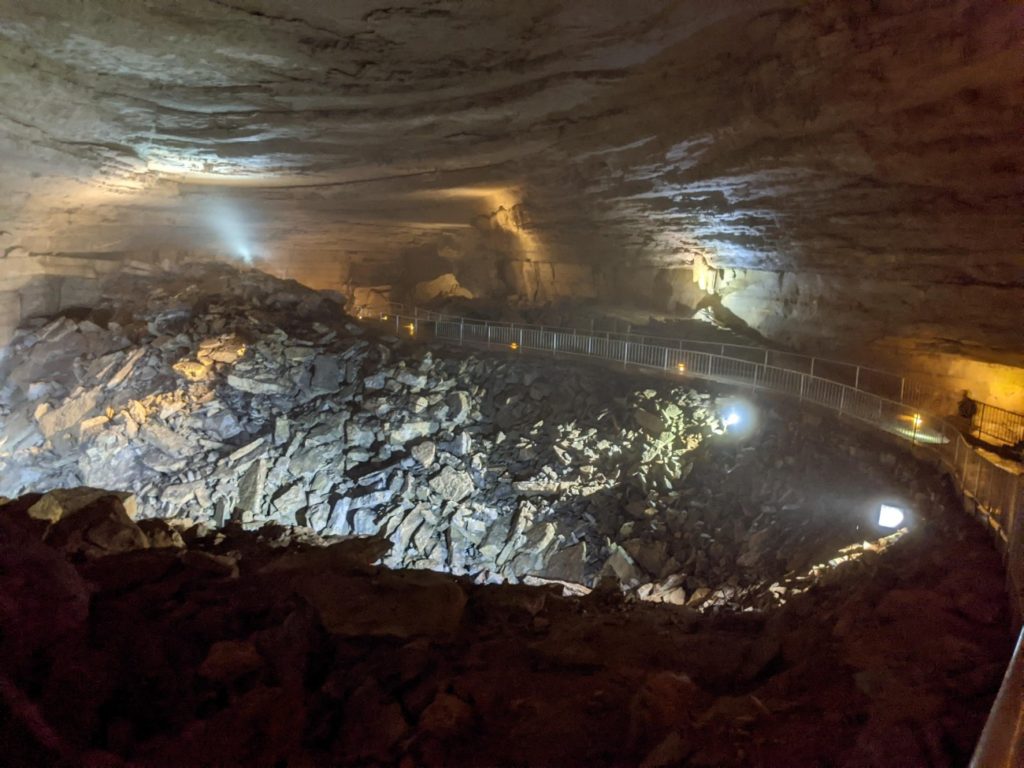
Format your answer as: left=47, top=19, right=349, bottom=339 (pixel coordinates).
left=0, top=1, right=1020, bottom=364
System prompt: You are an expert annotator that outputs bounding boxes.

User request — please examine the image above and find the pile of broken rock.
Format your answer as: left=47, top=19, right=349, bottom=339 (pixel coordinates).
left=0, top=260, right=1003, bottom=613
left=0, top=262, right=731, bottom=598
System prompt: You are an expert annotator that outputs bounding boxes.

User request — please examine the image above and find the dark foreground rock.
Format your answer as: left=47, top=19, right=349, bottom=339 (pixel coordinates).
left=0, top=486, right=1012, bottom=768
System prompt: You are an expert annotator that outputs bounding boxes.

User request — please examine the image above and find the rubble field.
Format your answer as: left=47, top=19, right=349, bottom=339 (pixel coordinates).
left=0, top=262, right=1014, bottom=766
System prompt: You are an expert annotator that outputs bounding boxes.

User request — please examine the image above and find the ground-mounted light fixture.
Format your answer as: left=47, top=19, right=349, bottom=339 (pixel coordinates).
left=877, top=503, right=906, bottom=529
left=510, top=341, right=519, bottom=350
left=676, top=362, right=686, bottom=373
left=716, top=397, right=757, bottom=437
left=405, top=322, right=416, bottom=336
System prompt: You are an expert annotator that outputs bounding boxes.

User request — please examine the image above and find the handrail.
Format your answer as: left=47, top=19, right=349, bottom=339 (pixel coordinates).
left=378, top=308, right=1024, bottom=768
left=380, top=302, right=1023, bottom=424
left=970, top=626, right=1024, bottom=768
left=380, top=300, right=903, bottom=382
left=973, top=400, right=1024, bottom=449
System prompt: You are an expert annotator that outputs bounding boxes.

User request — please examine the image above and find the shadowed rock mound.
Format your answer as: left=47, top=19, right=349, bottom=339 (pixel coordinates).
left=0, top=481, right=1012, bottom=768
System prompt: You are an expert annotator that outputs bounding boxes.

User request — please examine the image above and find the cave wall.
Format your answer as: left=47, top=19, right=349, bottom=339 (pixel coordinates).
left=0, top=254, right=117, bottom=346
left=720, top=268, right=1024, bottom=360
left=0, top=0, right=1019, bottom=378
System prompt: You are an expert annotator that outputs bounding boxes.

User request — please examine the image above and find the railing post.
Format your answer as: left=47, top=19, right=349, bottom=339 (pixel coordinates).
left=799, top=374, right=806, bottom=401
left=623, top=341, right=629, bottom=368
left=486, top=322, right=491, bottom=344
left=663, top=347, right=669, bottom=370
left=459, top=318, right=464, bottom=345
left=394, top=314, right=399, bottom=333
left=810, top=358, right=816, bottom=377
left=855, top=366, right=861, bottom=390
left=587, top=336, right=593, bottom=355
left=519, top=327, right=524, bottom=348
left=899, top=378, right=906, bottom=402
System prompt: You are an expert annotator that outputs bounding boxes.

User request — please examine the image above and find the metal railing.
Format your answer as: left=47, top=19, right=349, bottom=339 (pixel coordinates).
left=384, top=302, right=1024, bottom=454
left=380, top=302, right=987, bottom=414
left=973, top=400, right=1024, bottom=449
left=379, top=307, right=1024, bottom=768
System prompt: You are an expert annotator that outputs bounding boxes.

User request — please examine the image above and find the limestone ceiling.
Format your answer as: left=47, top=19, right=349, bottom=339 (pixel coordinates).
left=0, top=1, right=1020, bottom=354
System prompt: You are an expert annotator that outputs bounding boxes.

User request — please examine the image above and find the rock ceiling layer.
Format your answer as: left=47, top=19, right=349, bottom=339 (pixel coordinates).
left=0, top=1, right=1021, bottom=361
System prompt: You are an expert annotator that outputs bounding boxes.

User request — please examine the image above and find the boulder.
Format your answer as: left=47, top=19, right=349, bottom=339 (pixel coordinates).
left=27, top=487, right=138, bottom=523
left=297, top=569, right=467, bottom=638
left=199, top=640, right=266, bottom=683
left=600, top=543, right=644, bottom=588
left=45, top=495, right=149, bottom=559
left=446, top=391, right=472, bottom=424
left=389, top=420, right=435, bottom=445
left=137, top=518, right=186, bottom=549
left=634, top=408, right=667, bottom=437
left=226, top=374, right=291, bottom=395
left=37, top=387, right=102, bottom=438
left=271, top=484, right=307, bottom=526
left=539, top=541, right=587, bottom=584
left=411, top=440, right=436, bottom=468
left=310, top=354, right=342, bottom=392
left=429, top=466, right=475, bottom=502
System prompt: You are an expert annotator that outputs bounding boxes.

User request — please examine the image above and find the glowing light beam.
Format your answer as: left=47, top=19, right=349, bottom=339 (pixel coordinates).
left=877, top=504, right=905, bottom=529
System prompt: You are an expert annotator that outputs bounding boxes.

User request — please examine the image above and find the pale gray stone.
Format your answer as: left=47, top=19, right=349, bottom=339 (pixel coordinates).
left=37, top=387, right=102, bottom=438
left=428, top=466, right=474, bottom=502
left=388, top=420, right=435, bottom=446
left=226, top=374, right=291, bottom=395
left=411, top=440, right=436, bottom=468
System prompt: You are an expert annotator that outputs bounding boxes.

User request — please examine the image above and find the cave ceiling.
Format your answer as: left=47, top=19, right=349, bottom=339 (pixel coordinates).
left=0, top=0, right=1020, bottom=359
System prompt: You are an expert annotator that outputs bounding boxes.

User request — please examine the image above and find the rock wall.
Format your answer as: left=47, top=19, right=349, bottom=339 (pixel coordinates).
left=0, top=0, right=1019, bottom=372
left=719, top=269, right=1024, bottom=368
left=0, top=253, right=115, bottom=347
